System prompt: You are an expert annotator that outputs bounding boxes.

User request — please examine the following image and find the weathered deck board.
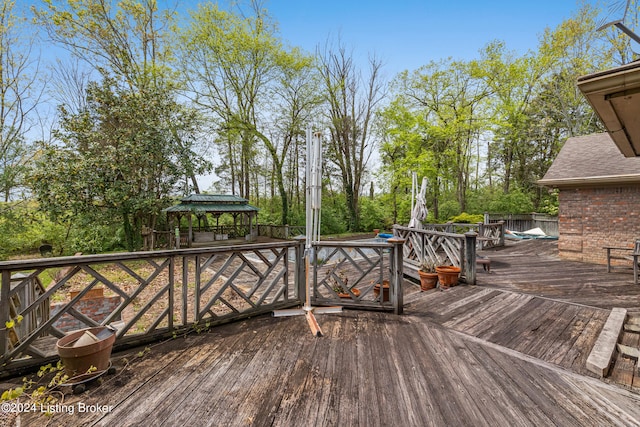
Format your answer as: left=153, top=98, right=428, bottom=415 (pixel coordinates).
left=25, top=302, right=640, bottom=427
left=407, top=283, right=610, bottom=379
left=442, top=290, right=518, bottom=331
left=610, top=331, right=639, bottom=388
left=564, top=309, right=610, bottom=373
left=538, top=304, right=585, bottom=362
left=467, top=293, right=534, bottom=338
left=477, top=239, right=640, bottom=311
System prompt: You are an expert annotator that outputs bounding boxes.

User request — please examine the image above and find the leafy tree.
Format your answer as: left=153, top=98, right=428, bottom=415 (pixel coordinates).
left=382, top=58, right=488, bottom=218
left=318, top=41, right=386, bottom=231
left=376, top=99, right=414, bottom=224
left=179, top=3, right=316, bottom=225
left=477, top=41, right=551, bottom=194
left=31, top=78, right=208, bottom=251
left=0, top=0, right=43, bottom=201
left=33, top=0, right=175, bottom=92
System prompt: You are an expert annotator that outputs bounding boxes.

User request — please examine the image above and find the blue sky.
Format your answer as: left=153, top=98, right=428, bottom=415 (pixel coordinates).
left=263, top=0, right=587, bottom=76
left=30, top=0, right=593, bottom=79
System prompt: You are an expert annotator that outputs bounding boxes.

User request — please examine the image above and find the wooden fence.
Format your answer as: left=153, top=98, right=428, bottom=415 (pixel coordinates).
left=484, top=213, right=558, bottom=236
left=258, top=224, right=306, bottom=240
left=0, top=238, right=404, bottom=376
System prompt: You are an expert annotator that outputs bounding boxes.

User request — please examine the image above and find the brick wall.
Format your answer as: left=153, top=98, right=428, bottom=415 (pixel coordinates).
left=558, top=185, right=640, bottom=264
left=51, top=295, right=122, bottom=332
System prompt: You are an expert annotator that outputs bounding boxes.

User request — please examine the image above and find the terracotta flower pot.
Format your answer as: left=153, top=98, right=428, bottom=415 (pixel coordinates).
left=418, top=270, right=438, bottom=291
left=337, top=288, right=361, bottom=299
left=436, top=266, right=461, bottom=289
left=373, top=280, right=390, bottom=302
left=57, top=326, right=115, bottom=377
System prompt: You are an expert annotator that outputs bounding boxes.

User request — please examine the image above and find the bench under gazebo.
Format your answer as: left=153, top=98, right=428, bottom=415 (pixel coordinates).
left=163, top=194, right=259, bottom=248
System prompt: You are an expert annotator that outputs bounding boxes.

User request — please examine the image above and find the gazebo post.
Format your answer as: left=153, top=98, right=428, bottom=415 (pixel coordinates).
left=188, top=214, right=193, bottom=248
left=250, top=213, right=254, bottom=241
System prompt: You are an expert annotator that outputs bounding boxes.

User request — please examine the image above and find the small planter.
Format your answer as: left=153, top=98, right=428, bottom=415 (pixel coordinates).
left=57, top=326, right=116, bottom=378
left=418, top=270, right=438, bottom=291
left=436, top=266, right=461, bottom=289
left=337, top=288, right=361, bottom=299
left=374, top=280, right=390, bottom=302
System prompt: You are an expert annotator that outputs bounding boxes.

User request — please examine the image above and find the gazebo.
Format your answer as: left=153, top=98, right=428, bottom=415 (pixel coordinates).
left=163, top=194, right=259, bottom=247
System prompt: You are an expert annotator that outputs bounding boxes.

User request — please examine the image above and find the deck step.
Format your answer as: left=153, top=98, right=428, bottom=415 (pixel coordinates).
left=586, top=307, right=627, bottom=377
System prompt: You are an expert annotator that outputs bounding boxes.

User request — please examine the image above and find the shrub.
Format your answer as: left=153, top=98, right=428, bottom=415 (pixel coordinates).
left=449, top=212, right=484, bottom=224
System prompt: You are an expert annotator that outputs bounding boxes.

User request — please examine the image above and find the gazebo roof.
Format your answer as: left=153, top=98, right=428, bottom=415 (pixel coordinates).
left=163, top=194, right=259, bottom=214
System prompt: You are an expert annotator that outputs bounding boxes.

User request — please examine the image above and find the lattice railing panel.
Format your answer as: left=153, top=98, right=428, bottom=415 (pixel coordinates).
left=481, top=223, right=503, bottom=249
left=1, top=257, right=179, bottom=365
left=310, top=242, right=396, bottom=309
left=0, top=242, right=301, bottom=374
left=193, top=246, right=294, bottom=322
left=394, top=226, right=465, bottom=268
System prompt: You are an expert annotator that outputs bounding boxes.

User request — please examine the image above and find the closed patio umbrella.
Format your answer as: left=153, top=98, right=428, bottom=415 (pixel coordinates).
left=409, top=175, right=428, bottom=229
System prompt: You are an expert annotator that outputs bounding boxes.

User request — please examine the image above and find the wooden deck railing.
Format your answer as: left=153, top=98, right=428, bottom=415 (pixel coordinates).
left=393, top=224, right=479, bottom=285
left=0, top=238, right=405, bottom=375
left=310, top=238, right=405, bottom=315
left=0, top=242, right=302, bottom=375
left=422, top=222, right=504, bottom=249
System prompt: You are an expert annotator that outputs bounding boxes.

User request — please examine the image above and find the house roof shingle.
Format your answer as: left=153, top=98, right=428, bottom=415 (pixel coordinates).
left=538, top=133, right=640, bottom=187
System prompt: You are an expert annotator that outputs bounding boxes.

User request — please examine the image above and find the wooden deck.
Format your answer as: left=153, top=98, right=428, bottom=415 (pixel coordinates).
left=11, top=239, right=640, bottom=426
left=476, top=239, right=640, bottom=311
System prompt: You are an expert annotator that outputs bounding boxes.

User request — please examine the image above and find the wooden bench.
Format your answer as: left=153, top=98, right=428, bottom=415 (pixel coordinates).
left=476, top=256, right=491, bottom=273
left=604, top=240, right=640, bottom=284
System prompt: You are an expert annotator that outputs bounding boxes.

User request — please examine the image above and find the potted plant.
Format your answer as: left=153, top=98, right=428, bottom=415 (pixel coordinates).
left=435, top=264, right=461, bottom=289
left=418, top=260, right=438, bottom=291
left=331, top=272, right=360, bottom=299
left=373, top=279, right=390, bottom=302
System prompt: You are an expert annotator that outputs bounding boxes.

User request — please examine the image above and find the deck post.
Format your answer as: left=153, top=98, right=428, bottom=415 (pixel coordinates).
left=388, top=237, right=405, bottom=315
left=182, top=256, right=189, bottom=326
left=498, top=221, right=506, bottom=247
left=295, top=237, right=306, bottom=303
left=0, top=270, right=9, bottom=357
left=464, top=232, right=477, bottom=285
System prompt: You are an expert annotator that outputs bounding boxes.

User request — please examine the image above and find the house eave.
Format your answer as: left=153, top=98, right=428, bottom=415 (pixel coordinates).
left=577, top=62, right=640, bottom=157
left=538, top=174, right=640, bottom=188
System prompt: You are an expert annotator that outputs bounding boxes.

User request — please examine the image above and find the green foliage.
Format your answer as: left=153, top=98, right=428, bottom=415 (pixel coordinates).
left=435, top=199, right=461, bottom=222
left=538, top=189, right=559, bottom=216
left=486, top=189, right=535, bottom=214
left=320, top=199, right=348, bottom=235
left=358, top=197, right=388, bottom=232
left=1, top=361, right=71, bottom=418
left=30, top=78, right=208, bottom=251
left=449, top=212, right=484, bottom=224
left=0, top=201, right=67, bottom=259
left=0, top=0, right=40, bottom=203
left=33, top=0, right=176, bottom=92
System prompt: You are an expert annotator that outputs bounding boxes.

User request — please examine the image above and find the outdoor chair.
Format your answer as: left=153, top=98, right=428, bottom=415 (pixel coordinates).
left=604, top=239, right=640, bottom=284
